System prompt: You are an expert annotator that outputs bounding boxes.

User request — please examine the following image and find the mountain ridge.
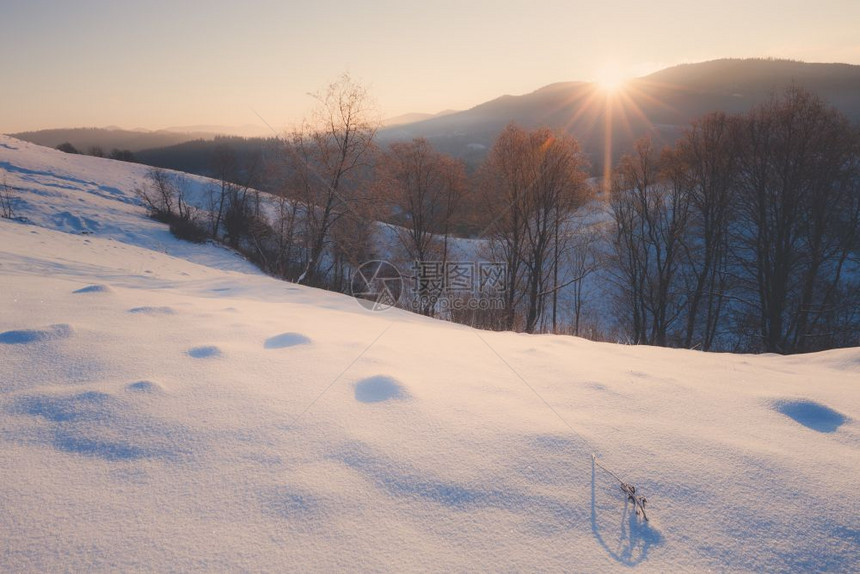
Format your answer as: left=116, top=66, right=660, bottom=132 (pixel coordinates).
left=11, top=59, right=860, bottom=169
left=379, top=58, right=860, bottom=165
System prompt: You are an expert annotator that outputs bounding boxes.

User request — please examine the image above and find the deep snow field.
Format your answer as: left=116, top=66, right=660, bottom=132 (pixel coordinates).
left=1, top=135, right=859, bottom=572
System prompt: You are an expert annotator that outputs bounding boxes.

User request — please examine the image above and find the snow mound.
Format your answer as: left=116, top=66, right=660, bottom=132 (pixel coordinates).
left=128, top=306, right=176, bottom=315
left=8, top=389, right=189, bottom=461
left=187, top=345, right=221, bottom=359
left=51, top=211, right=102, bottom=234
left=775, top=399, right=848, bottom=433
left=354, top=375, right=409, bottom=403
left=73, top=284, right=112, bottom=294
left=259, top=487, right=322, bottom=520
left=126, top=380, right=165, bottom=394
left=0, top=323, right=72, bottom=345
left=264, top=332, right=311, bottom=349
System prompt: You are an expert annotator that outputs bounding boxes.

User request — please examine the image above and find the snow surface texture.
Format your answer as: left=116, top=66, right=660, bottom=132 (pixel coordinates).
left=1, top=135, right=859, bottom=572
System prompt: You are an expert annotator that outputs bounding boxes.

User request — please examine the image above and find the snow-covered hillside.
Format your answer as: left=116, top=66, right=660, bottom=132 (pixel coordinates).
left=1, top=135, right=858, bottom=572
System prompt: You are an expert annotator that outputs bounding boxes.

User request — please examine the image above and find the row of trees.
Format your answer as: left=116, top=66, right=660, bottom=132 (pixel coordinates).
left=141, top=75, right=857, bottom=354
left=56, top=142, right=136, bottom=162
left=608, top=87, right=860, bottom=353
left=263, top=76, right=594, bottom=336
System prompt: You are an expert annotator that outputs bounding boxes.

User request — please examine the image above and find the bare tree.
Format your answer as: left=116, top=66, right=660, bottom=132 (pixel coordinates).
left=330, top=202, right=377, bottom=291
left=376, top=138, right=467, bottom=315
left=609, top=137, right=690, bottom=346
left=285, top=73, right=377, bottom=286
left=268, top=188, right=302, bottom=279
left=675, top=112, right=738, bottom=350
left=482, top=124, right=590, bottom=333
left=206, top=142, right=263, bottom=249
left=480, top=124, right=529, bottom=330
left=564, top=222, right=602, bottom=336
left=604, top=88, right=859, bottom=353
left=1, top=178, right=16, bottom=219
left=208, top=143, right=238, bottom=237
left=733, top=87, right=860, bottom=352
left=109, top=148, right=135, bottom=162
left=790, top=103, right=860, bottom=351
left=134, top=168, right=208, bottom=242
left=136, top=168, right=192, bottom=222
left=56, top=142, right=79, bottom=154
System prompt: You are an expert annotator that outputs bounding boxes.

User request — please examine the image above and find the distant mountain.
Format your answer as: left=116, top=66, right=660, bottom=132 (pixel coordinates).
left=8, top=126, right=266, bottom=153
left=134, top=136, right=279, bottom=181
left=382, top=110, right=459, bottom=127
left=15, top=59, right=860, bottom=173
left=160, top=124, right=273, bottom=138
left=380, top=59, right=860, bottom=167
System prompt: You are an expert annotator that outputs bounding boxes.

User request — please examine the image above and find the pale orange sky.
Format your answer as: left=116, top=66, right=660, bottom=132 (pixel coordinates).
left=2, top=0, right=859, bottom=133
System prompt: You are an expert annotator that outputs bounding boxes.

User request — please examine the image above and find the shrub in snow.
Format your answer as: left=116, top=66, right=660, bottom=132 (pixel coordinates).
left=1, top=179, right=15, bottom=219
left=135, top=167, right=208, bottom=243
left=169, top=216, right=208, bottom=244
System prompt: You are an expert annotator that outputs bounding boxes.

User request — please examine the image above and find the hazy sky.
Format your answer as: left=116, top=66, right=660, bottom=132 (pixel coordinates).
left=2, top=0, right=859, bottom=133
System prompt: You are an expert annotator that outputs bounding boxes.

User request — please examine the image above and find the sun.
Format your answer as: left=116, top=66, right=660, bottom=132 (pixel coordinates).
left=595, top=67, right=628, bottom=93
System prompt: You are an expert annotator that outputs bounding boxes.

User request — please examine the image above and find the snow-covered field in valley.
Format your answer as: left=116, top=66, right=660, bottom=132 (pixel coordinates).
left=1, top=135, right=858, bottom=572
